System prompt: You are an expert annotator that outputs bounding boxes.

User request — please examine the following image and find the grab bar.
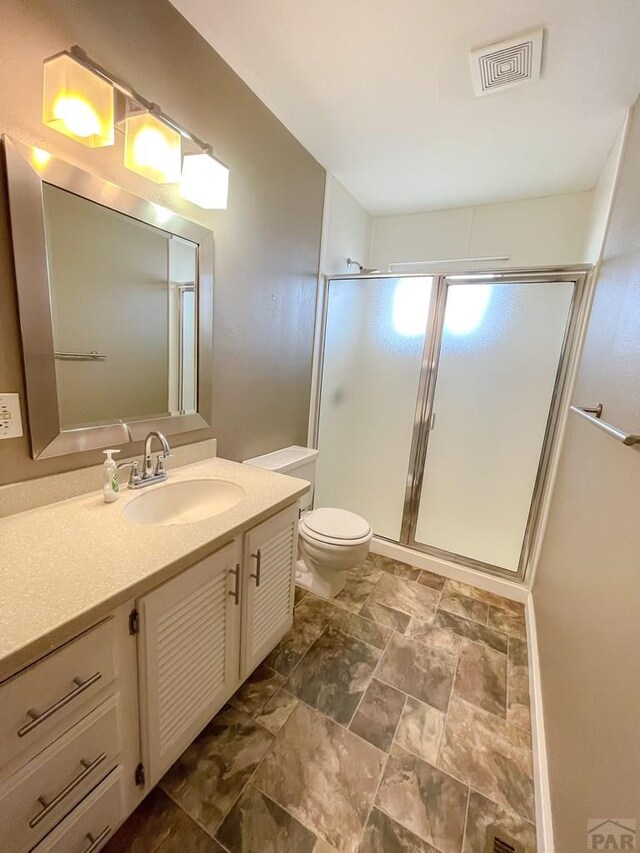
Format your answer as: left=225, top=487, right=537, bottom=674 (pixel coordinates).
left=570, top=404, right=640, bottom=447
left=54, top=351, right=106, bottom=361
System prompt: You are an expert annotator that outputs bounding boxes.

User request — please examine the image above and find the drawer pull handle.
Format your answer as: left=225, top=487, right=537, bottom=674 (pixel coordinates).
left=250, top=549, right=262, bottom=587
left=29, top=752, right=107, bottom=828
left=83, top=825, right=112, bottom=853
left=18, top=672, right=103, bottom=737
left=228, top=563, right=240, bottom=605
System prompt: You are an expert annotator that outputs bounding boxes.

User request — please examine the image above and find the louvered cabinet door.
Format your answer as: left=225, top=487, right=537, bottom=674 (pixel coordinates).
left=242, top=504, right=298, bottom=676
left=137, top=540, right=242, bottom=786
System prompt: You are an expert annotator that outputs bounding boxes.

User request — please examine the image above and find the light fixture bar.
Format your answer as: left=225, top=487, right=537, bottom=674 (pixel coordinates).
left=68, top=45, right=224, bottom=166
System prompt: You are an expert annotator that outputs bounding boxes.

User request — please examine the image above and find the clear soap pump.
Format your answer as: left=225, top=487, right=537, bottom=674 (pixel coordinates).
left=102, top=449, right=121, bottom=503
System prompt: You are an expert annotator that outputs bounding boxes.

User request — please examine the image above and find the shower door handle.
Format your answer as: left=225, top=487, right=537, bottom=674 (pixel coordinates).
left=429, top=412, right=436, bottom=431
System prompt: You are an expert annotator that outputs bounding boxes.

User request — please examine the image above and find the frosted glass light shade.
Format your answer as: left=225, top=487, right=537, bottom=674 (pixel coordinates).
left=180, top=153, right=229, bottom=209
left=124, top=113, right=182, bottom=184
left=43, top=54, right=114, bottom=147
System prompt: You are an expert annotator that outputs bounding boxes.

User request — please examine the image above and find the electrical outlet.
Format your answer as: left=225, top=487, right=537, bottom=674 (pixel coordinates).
left=0, top=393, right=24, bottom=439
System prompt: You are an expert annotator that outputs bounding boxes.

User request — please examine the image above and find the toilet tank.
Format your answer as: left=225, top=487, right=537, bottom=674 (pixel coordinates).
left=243, top=445, right=318, bottom=511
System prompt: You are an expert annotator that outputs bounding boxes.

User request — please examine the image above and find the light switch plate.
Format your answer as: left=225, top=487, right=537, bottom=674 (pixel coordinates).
left=0, top=393, right=24, bottom=439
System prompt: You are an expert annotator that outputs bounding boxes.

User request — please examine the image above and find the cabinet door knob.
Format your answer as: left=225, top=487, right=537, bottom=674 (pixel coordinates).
left=228, top=563, right=240, bottom=605
left=250, top=549, right=262, bottom=587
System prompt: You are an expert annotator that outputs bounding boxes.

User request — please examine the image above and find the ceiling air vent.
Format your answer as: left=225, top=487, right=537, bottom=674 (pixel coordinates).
left=470, top=29, right=544, bottom=96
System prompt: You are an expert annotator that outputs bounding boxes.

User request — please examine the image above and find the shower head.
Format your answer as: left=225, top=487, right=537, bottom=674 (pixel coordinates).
left=346, top=257, right=380, bottom=275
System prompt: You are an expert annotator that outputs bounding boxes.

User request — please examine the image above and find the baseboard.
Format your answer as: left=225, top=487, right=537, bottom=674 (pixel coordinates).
left=370, top=537, right=528, bottom=604
left=525, top=596, right=554, bottom=853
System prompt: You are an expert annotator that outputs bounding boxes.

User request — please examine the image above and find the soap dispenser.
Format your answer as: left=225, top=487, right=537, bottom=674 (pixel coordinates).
left=102, top=449, right=121, bottom=503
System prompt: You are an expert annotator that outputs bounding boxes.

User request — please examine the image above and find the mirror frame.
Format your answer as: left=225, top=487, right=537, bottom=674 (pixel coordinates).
left=3, top=135, right=214, bottom=459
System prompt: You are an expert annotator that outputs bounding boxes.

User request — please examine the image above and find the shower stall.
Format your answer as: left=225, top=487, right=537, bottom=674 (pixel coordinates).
left=312, top=269, right=589, bottom=581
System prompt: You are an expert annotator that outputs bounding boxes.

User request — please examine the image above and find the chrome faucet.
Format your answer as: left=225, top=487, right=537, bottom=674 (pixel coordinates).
left=143, top=430, right=172, bottom=480
left=117, top=431, right=172, bottom=490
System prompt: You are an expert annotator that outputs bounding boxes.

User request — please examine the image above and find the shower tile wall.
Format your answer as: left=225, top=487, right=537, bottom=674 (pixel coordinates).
left=105, top=557, right=535, bottom=853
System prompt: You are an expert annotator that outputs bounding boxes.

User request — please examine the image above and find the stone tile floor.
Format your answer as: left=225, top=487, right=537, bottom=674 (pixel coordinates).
left=105, top=555, right=536, bottom=853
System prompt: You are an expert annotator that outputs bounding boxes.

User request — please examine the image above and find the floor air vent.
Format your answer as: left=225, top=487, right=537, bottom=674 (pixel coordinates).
left=484, top=825, right=526, bottom=853
left=470, top=29, right=543, bottom=96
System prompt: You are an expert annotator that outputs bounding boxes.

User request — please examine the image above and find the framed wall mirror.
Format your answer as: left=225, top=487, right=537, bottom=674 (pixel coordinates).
left=3, top=135, right=213, bottom=459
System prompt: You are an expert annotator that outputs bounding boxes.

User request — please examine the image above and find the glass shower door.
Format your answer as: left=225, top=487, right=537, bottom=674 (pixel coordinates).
left=315, top=276, right=434, bottom=540
left=411, top=278, right=575, bottom=573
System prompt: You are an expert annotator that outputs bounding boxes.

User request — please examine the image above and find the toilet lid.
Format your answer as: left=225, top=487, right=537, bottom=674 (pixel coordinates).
left=301, top=508, right=371, bottom=542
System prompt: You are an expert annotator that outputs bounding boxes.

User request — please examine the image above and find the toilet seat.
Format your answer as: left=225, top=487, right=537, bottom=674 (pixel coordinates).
left=299, top=507, right=372, bottom=547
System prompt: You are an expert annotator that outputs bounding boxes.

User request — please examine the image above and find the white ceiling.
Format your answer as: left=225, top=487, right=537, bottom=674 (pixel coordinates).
left=171, top=0, right=640, bottom=215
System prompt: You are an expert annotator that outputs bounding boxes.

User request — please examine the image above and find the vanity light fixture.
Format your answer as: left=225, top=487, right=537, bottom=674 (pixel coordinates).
left=42, top=46, right=230, bottom=205
left=180, top=151, right=229, bottom=209
left=43, top=52, right=114, bottom=147
left=124, top=111, right=182, bottom=184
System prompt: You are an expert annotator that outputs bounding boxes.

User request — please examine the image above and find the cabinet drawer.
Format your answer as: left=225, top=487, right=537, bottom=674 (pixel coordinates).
left=32, top=766, right=124, bottom=853
left=0, top=694, right=120, bottom=852
left=0, top=619, right=116, bottom=773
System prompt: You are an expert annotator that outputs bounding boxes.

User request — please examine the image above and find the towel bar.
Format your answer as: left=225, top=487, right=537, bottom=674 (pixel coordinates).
left=570, top=404, right=640, bottom=447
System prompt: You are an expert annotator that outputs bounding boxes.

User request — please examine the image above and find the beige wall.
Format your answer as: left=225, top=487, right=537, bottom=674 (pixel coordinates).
left=321, top=175, right=372, bottom=276
left=369, top=191, right=593, bottom=272
left=0, top=0, right=325, bottom=484
left=582, top=117, right=629, bottom=265
left=533, top=99, right=640, bottom=851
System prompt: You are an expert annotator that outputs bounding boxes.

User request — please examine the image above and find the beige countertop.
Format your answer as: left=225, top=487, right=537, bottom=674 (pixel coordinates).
left=0, top=457, right=308, bottom=682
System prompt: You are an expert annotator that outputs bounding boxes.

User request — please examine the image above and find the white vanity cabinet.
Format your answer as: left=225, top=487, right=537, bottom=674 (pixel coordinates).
left=0, top=500, right=299, bottom=851
left=136, top=502, right=298, bottom=788
left=0, top=611, right=137, bottom=853
left=0, top=619, right=117, bottom=775
left=136, top=539, right=242, bottom=785
left=241, top=503, right=298, bottom=675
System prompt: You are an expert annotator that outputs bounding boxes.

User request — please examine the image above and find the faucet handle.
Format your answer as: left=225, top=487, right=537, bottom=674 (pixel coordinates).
left=154, top=452, right=169, bottom=476
left=117, top=459, right=141, bottom=487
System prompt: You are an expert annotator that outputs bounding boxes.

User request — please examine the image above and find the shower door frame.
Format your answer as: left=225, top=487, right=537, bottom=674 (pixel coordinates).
left=312, top=266, right=591, bottom=583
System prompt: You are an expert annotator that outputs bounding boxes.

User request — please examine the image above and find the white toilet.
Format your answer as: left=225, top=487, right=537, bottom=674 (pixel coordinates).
left=243, top=446, right=372, bottom=598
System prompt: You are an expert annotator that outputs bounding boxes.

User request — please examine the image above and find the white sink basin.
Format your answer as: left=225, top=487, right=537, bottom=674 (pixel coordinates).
left=123, top=478, right=245, bottom=525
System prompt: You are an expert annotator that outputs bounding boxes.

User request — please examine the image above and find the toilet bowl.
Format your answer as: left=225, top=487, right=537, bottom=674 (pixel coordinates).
left=242, top=446, right=373, bottom=599
left=297, top=507, right=372, bottom=598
